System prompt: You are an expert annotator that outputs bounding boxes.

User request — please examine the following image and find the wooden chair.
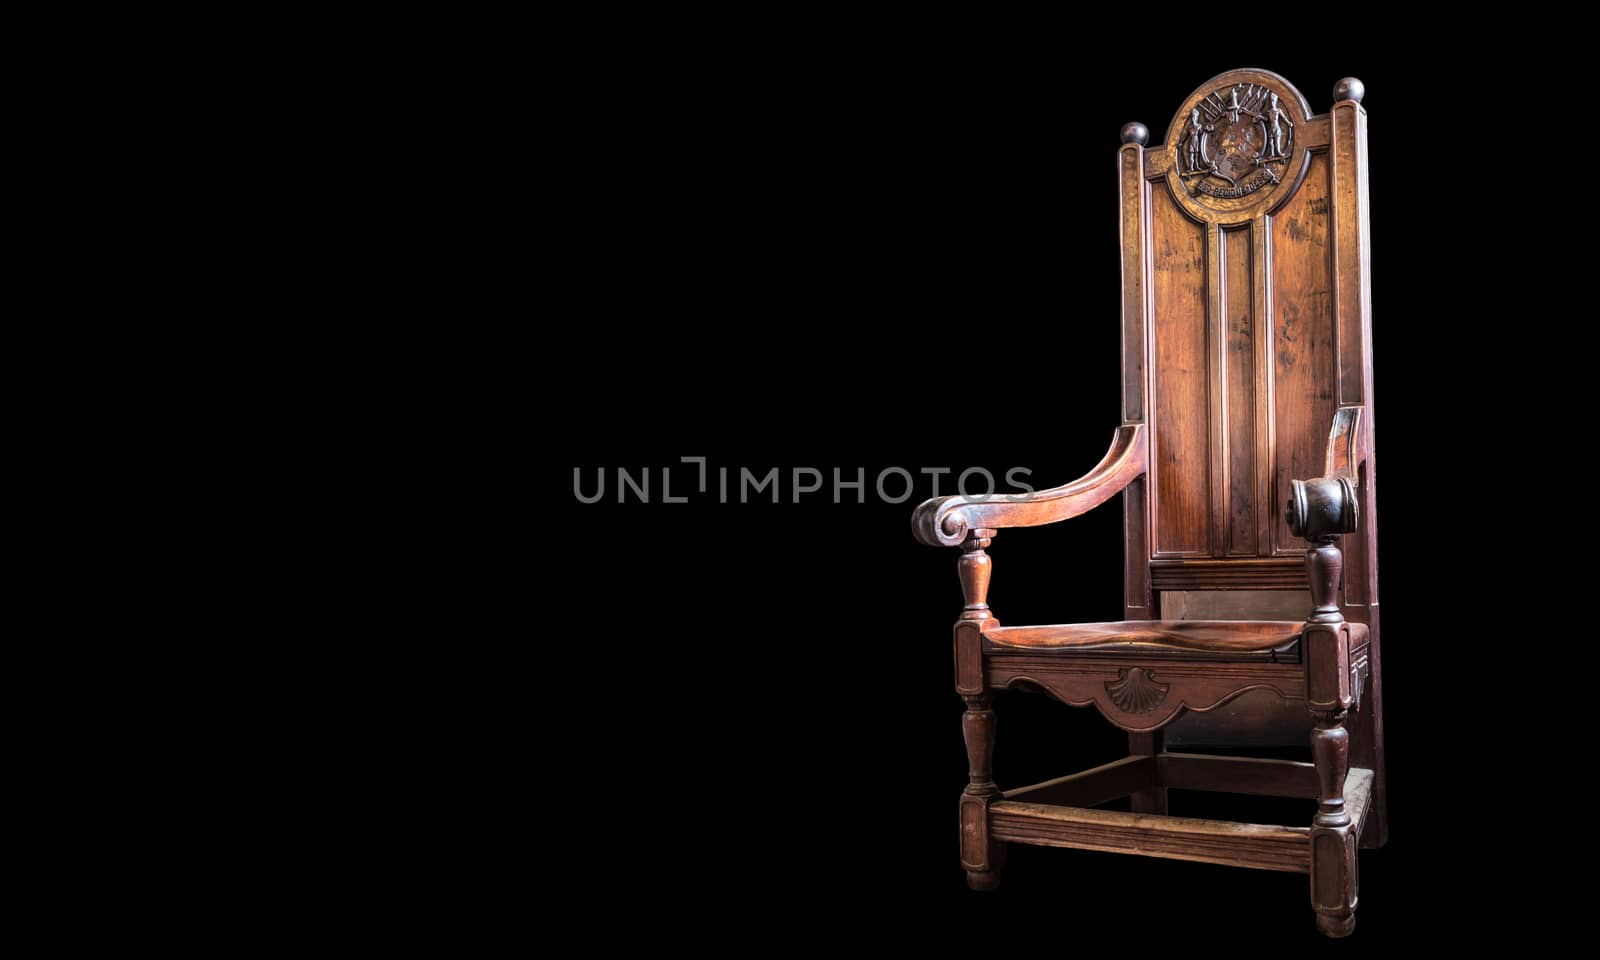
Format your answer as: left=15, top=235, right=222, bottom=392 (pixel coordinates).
left=911, top=69, right=1386, bottom=937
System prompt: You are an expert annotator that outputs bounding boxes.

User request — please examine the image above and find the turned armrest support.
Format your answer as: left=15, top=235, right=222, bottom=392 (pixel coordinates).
left=911, top=425, right=1146, bottom=547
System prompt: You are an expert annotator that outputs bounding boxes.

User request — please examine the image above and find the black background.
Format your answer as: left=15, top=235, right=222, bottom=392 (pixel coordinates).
left=544, top=48, right=1528, bottom=940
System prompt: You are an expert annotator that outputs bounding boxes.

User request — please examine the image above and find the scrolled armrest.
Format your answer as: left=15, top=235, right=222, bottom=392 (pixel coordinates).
left=911, top=425, right=1146, bottom=547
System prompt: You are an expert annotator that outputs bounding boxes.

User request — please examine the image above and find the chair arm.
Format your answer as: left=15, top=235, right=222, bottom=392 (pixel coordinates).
left=911, top=425, right=1146, bottom=547
left=1285, top=407, right=1365, bottom=542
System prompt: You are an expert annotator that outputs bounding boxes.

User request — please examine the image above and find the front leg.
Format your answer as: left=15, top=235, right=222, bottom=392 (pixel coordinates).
left=954, top=532, right=1004, bottom=890
left=960, top=692, right=1002, bottom=890
left=1310, top=700, right=1356, bottom=937
left=1291, top=479, right=1359, bottom=937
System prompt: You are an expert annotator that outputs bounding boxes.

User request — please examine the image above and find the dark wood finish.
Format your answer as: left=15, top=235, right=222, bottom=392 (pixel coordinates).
left=1302, top=535, right=1358, bottom=936
left=912, top=427, right=1145, bottom=547
left=953, top=619, right=985, bottom=697
left=1150, top=185, right=1209, bottom=558
left=1160, top=585, right=1325, bottom=747
left=1270, top=153, right=1337, bottom=557
left=1150, top=557, right=1307, bottom=590
left=985, top=656, right=1306, bottom=734
left=957, top=531, right=994, bottom=621
left=1349, top=457, right=1386, bottom=849
left=962, top=695, right=998, bottom=801
left=1327, top=84, right=1387, bottom=847
left=960, top=692, right=1002, bottom=891
left=1123, top=477, right=1152, bottom=617
left=990, top=766, right=1373, bottom=875
left=1121, top=134, right=1154, bottom=620
left=1127, top=732, right=1166, bottom=814
left=1164, top=687, right=1313, bottom=748
left=984, top=619, right=1306, bottom=656
left=910, top=69, right=1385, bottom=937
left=1161, top=589, right=1309, bottom=619
left=1158, top=752, right=1317, bottom=798
left=1003, top=756, right=1155, bottom=807
left=1120, top=138, right=1147, bottom=424
left=990, top=802, right=1311, bottom=874
left=1222, top=225, right=1256, bottom=556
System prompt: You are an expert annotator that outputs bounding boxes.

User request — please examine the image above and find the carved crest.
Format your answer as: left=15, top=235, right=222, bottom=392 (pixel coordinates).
left=1105, top=668, right=1170, bottom=713
left=1176, top=82, right=1295, bottom=200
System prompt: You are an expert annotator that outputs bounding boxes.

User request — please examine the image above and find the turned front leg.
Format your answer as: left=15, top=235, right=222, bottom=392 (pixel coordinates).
left=960, top=693, right=1001, bottom=890
left=1304, top=534, right=1357, bottom=937
left=1310, top=703, right=1355, bottom=937
left=954, top=530, right=1003, bottom=890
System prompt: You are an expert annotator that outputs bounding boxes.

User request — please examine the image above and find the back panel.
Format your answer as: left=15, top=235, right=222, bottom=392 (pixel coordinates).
left=1119, top=68, right=1375, bottom=607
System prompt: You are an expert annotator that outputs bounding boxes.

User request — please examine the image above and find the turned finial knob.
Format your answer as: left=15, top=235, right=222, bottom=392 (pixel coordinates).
left=1120, top=122, right=1149, bottom=146
left=1333, top=77, right=1365, bottom=104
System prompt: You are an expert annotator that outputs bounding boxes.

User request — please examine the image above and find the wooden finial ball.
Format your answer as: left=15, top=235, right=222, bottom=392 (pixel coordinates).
left=1333, top=77, right=1365, bottom=104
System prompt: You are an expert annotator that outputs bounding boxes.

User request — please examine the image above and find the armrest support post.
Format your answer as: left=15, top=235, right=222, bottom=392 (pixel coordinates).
left=958, top=529, right=996, bottom=621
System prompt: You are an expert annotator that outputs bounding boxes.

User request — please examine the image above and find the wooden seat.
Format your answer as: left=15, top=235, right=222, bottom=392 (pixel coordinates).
left=988, top=620, right=1311, bottom=659
left=909, top=70, right=1385, bottom=938
left=984, top=620, right=1369, bottom=662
